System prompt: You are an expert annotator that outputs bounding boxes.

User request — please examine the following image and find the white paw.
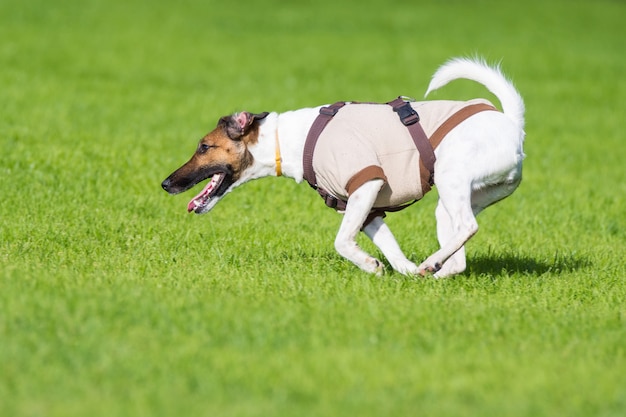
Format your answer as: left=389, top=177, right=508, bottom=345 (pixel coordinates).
left=392, top=259, right=420, bottom=276
left=417, top=259, right=443, bottom=277
left=362, top=257, right=384, bottom=276
left=433, top=263, right=466, bottom=279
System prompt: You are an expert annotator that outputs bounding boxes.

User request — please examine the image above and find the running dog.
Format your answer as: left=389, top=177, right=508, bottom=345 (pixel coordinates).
left=162, top=58, right=525, bottom=277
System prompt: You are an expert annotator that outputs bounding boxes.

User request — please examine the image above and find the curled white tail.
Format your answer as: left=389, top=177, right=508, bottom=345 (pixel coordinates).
left=425, top=57, right=525, bottom=130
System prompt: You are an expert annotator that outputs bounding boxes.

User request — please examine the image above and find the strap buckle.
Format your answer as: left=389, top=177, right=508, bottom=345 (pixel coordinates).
left=324, top=194, right=338, bottom=209
left=320, top=106, right=340, bottom=117
left=392, top=101, right=420, bottom=126
left=318, top=188, right=347, bottom=210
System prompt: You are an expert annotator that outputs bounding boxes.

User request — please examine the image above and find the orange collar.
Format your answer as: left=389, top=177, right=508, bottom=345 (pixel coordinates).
left=275, top=128, right=282, bottom=177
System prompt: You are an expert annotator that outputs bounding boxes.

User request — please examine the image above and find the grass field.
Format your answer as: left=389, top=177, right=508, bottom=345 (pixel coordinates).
left=1, top=0, right=625, bottom=416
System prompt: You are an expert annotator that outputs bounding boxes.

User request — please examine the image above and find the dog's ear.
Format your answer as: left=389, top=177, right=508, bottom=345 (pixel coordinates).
left=219, top=111, right=269, bottom=140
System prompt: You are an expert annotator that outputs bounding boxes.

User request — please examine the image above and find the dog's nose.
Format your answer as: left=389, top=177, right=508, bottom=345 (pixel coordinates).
left=161, top=178, right=171, bottom=191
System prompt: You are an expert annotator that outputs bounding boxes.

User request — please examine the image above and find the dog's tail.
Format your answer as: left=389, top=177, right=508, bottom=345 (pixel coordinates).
left=425, top=57, right=525, bottom=130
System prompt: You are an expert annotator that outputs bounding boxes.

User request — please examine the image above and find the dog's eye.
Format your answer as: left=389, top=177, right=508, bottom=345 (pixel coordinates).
left=198, top=143, right=211, bottom=154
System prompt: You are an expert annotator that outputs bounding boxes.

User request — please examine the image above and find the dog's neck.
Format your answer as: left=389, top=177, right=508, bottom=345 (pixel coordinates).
left=248, top=107, right=323, bottom=183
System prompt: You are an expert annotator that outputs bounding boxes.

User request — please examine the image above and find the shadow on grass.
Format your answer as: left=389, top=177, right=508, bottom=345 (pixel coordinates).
left=278, top=246, right=591, bottom=278
left=464, top=252, right=592, bottom=276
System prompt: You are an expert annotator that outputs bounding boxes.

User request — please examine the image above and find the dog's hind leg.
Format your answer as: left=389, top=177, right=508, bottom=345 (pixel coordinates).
left=363, top=217, right=420, bottom=275
left=335, top=180, right=386, bottom=275
left=432, top=177, right=522, bottom=278
left=418, top=177, right=478, bottom=277
left=432, top=199, right=467, bottom=278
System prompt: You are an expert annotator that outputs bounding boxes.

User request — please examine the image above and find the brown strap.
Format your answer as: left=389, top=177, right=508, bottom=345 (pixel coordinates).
left=387, top=97, right=436, bottom=187
left=429, top=103, right=498, bottom=150
left=302, top=102, right=346, bottom=191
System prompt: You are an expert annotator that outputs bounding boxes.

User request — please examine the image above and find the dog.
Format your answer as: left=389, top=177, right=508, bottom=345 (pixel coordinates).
left=162, top=58, right=525, bottom=278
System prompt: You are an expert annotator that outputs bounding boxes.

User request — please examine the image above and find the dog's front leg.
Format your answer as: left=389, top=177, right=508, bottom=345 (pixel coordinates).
left=335, top=180, right=385, bottom=275
left=363, top=217, right=420, bottom=276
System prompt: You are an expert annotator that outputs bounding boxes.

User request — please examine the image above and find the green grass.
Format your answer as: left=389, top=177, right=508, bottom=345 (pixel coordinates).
left=1, top=0, right=625, bottom=416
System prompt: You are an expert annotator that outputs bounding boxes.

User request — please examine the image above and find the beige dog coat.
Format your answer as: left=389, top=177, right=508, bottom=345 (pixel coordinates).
left=311, top=99, right=495, bottom=209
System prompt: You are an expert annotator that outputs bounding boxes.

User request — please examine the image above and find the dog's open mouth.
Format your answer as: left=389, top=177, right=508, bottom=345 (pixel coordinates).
left=187, top=172, right=228, bottom=213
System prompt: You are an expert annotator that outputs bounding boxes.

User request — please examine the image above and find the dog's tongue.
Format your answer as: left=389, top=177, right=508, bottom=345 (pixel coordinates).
left=187, top=173, right=223, bottom=212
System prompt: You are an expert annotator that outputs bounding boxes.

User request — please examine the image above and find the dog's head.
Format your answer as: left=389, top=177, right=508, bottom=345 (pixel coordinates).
left=161, top=111, right=269, bottom=214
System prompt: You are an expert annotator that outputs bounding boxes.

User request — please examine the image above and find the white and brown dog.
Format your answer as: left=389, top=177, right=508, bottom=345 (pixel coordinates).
left=162, top=58, right=525, bottom=278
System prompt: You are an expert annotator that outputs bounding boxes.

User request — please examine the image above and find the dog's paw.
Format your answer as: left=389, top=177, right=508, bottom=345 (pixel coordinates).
left=363, top=257, right=384, bottom=276
left=433, top=261, right=465, bottom=279
left=392, top=259, right=420, bottom=276
left=417, top=260, right=442, bottom=277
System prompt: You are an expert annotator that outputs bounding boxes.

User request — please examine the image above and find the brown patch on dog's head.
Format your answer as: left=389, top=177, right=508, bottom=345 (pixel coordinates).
left=161, top=111, right=269, bottom=213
